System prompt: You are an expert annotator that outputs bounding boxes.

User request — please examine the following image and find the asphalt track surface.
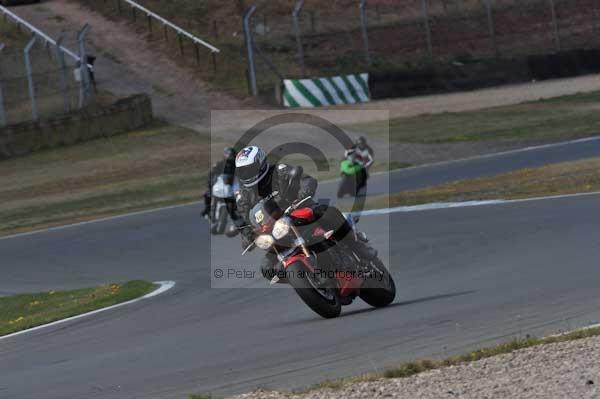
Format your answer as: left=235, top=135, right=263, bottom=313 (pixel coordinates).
left=1, top=138, right=600, bottom=398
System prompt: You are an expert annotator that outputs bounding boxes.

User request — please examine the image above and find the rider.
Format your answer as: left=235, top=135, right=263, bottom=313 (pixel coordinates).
left=202, top=147, right=237, bottom=218
left=234, top=146, right=377, bottom=280
left=344, top=136, right=374, bottom=187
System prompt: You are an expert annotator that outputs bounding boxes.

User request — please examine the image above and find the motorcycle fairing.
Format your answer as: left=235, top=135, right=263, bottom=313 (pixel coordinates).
left=290, top=207, right=314, bottom=221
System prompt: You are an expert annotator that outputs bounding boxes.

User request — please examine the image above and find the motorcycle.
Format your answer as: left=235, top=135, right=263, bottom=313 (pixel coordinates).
left=337, top=155, right=367, bottom=198
left=210, top=174, right=239, bottom=236
left=242, top=193, right=396, bottom=319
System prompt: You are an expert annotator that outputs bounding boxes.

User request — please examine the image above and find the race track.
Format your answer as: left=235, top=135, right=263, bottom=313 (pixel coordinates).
left=1, top=140, right=600, bottom=398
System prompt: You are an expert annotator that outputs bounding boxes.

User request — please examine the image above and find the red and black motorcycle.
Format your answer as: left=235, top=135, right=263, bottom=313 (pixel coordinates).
left=243, top=193, right=395, bottom=319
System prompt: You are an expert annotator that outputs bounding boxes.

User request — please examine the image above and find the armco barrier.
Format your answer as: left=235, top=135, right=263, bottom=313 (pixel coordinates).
left=0, top=94, right=153, bottom=159
left=282, top=73, right=370, bottom=108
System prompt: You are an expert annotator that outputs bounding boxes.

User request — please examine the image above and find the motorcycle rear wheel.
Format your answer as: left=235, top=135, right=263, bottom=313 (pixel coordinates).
left=287, top=262, right=341, bottom=319
left=337, top=174, right=355, bottom=198
left=359, top=257, right=396, bottom=308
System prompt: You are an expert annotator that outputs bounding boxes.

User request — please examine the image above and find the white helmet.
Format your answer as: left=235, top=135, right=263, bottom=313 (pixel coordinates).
left=235, top=146, right=269, bottom=187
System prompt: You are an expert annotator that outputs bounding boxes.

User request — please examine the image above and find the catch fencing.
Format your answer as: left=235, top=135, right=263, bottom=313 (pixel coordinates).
left=73, top=0, right=600, bottom=98
left=0, top=8, right=96, bottom=126
left=76, top=0, right=241, bottom=93
left=243, top=0, right=600, bottom=96
left=247, top=0, right=600, bottom=95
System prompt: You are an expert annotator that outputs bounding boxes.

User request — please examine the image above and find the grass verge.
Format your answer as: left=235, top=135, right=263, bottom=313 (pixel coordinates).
left=353, top=91, right=600, bottom=143
left=357, top=156, right=600, bottom=211
left=0, top=121, right=211, bottom=236
left=0, top=280, right=155, bottom=337
left=301, top=326, right=600, bottom=394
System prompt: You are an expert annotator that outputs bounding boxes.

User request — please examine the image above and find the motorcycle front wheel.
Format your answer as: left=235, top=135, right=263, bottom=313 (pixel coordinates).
left=216, top=205, right=228, bottom=234
left=287, top=262, right=341, bottom=319
left=210, top=201, right=228, bottom=235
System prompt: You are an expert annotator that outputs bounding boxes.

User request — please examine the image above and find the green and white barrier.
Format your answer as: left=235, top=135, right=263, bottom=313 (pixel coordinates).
left=283, top=73, right=370, bottom=108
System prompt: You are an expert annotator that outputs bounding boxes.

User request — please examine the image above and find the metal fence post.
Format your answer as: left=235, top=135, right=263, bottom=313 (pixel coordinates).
left=77, top=24, right=92, bottom=108
left=243, top=5, right=258, bottom=97
left=549, top=0, right=561, bottom=52
left=421, top=0, right=433, bottom=57
left=178, top=33, right=184, bottom=55
left=0, top=43, right=6, bottom=126
left=147, top=13, right=152, bottom=35
left=484, top=0, right=497, bottom=56
left=359, top=0, right=372, bottom=66
left=292, top=0, right=306, bottom=76
left=24, top=36, right=38, bottom=121
left=56, top=34, right=71, bottom=113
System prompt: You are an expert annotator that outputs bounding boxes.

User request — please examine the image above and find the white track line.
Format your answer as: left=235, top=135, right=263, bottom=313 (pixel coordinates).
left=0, top=203, right=200, bottom=241
left=0, top=280, right=175, bottom=341
left=354, top=191, right=600, bottom=216
left=2, top=135, right=600, bottom=242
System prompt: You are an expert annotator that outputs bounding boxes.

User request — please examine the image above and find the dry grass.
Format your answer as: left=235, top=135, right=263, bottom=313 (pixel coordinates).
left=353, top=91, right=600, bottom=144
left=0, top=122, right=212, bottom=235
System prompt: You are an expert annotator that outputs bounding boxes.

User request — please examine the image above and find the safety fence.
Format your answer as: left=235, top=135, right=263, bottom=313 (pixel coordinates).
left=76, top=0, right=246, bottom=94
left=120, top=0, right=219, bottom=53
left=246, top=0, right=600, bottom=97
left=0, top=12, right=95, bottom=126
left=77, top=0, right=600, bottom=98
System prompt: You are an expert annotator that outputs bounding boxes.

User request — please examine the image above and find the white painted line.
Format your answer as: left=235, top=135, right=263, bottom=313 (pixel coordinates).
left=354, top=200, right=507, bottom=216
left=352, top=191, right=600, bottom=216
left=0, top=202, right=200, bottom=241
left=0, top=280, right=176, bottom=341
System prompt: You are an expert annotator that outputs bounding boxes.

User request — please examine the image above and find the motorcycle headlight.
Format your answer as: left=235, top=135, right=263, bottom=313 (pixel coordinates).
left=255, top=234, right=274, bottom=250
left=272, top=217, right=292, bottom=240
